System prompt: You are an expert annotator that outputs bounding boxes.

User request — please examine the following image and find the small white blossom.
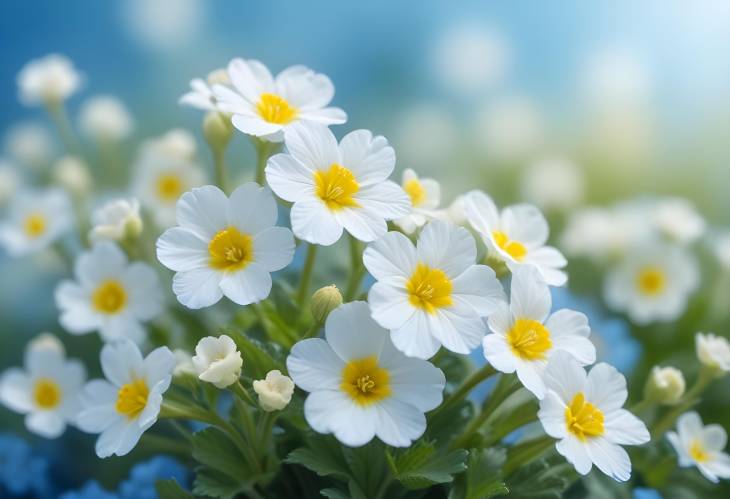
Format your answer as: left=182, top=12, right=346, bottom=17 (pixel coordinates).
left=53, top=156, right=92, bottom=196
left=78, top=95, right=134, bottom=141
left=521, top=157, right=585, bottom=211
left=644, top=366, right=685, bottom=405
left=4, top=122, right=54, bottom=168
left=17, top=54, right=82, bottom=105
left=192, top=335, right=243, bottom=389
left=253, top=370, right=295, bottom=411
left=89, top=198, right=143, bottom=243
left=695, top=333, right=730, bottom=375
left=668, top=412, right=730, bottom=483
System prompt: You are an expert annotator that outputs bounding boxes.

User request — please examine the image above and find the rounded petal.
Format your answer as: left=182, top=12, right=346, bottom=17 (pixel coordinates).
left=586, top=438, right=632, bottom=482
left=25, top=411, right=66, bottom=438
left=101, top=340, right=143, bottom=387
left=0, top=368, right=33, bottom=413
left=368, top=282, right=415, bottom=330
left=464, top=190, right=500, bottom=237
left=175, top=185, right=229, bottom=240
left=354, top=181, right=411, bottom=220
left=379, top=340, right=445, bottom=412
left=95, top=419, right=145, bottom=458
left=390, top=312, right=442, bottom=360
left=172, top=267, right=224, bottom=309
left=604, top=409, right=650, bottom=446
left=304, top=390, right=376, bottom=447
left=283, top=122, right=340, bottom=170
left=428, top=304, right=486, bottom=355
left=143, top=346, right=176, bottom=388
left=219, top=263, right=272, bottom=305
left=486, top=301, right=512, bottom=336
left=526, top=246, right=568, bottom=287
left=325, top=301, right=387, bottom=362
left=300, top=107, right=348, bottom=125
left=483, top=334, right=517, bottom=374
left=416, top=221, right=476, bottom=279
left=538, top=390, right=568, bottom=439
left=363, top=231, right=417, bottom=285
left=543, top=351, right=586, bottom=404
left=502, top=204, right=549, bottom=248
left=100, top=317, right=146, bottom=344
left=556, top=436, right=592, bottom=475
left=228, top=183, right=278, bottom=234
left=335, top=207, right=388, bottom=243
left=228, top=58, right=274, bottom=102
left=510, top=266, right=551, bottom=322
left=121, top=262, right=163, bottom=321
left=375, top=398, right=427, bottom=447
left=77, top=380, right=119, bottom=433
left=586, top=363, right=628, bottom=415
left=156, top=227, right=209, bottom=272
left=231, top=114, right=283, bottom=137
left=703, top=424, right=728, bottom=452
left=265, top=153, right=315, bottom=202
left=677, top=411, right=704, bottom=440
left=290, top=197, right=343, bottom=246
left=701, top=453, right=730, bottom=481
left=338, top=129, right=395, bottom=185
left=253, top=226, right=295, bottom=272
left=515, top=360, right=547, bottom=398
left=287, top=338, right=344, bottom=392
left=56, top=281, right=99, bottom=334
left=451, top=265, right=505, bottom=316
left=275, top=65, right=335, bottom=109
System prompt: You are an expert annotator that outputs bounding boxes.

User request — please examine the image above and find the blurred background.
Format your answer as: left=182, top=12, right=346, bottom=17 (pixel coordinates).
left=2, top=0, right=730, bottom=496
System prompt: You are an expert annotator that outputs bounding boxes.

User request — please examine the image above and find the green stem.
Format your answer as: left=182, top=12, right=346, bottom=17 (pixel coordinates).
left=431, top=364, right=497, bottom=419
left=212, top=145, right=228, bottom=194
left=344, top=236, right=366, bottom=301
left=296, top=243, right=318, bottom=306
left=630, top=398, right=654, bottom=415
left=651, top=368, right=715, bottom=438
left=254, top=138, right=277, bottom=185
left=46, top=100, right=79, bottom=154
left=503, top=435, right=555, bottom=476
left=301, top=321, right=323, bottom=339
left=232, top=380, right=258, bottom=407
left=140, top=433, right=191, bottom=457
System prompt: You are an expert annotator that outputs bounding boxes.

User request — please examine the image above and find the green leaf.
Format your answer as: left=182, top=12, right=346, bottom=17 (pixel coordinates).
left=155, top=479, right=195, bottom=499
left=193, top=467, right=246, bottom=499
left=225, top=328, right=285, bottom=379
left=506, top=455, right=577, bottom=499
left=192, top=427, right=252, bottom=480
left=342, top=440, right=389, bottom=497
left=449, top=448, right=508, bottom=499
left=426, top=399, right=474, bottom=445
left=387, top=440, right=468, bottom=490
left=320, top=487, right=350, bottom=499
left=285, top=435, right=351, bottom=481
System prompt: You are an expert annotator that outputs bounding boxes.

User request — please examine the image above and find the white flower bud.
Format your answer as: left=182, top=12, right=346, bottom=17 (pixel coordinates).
left=54, top=156, right=92, bottom=195
left=89, top=198, right=143, bottom=242
left=192, top=335, right=242, bottom=389
left=310, top=285, right=343, bottom=323
left=203, top=111, right=233, bottom=150
left=17, top=54, right=82, bottom=106
left=149, top=129, right=197, bottom=161
left=252, top=370, right=295, bottom=412
left=27, top=332, right=65, bottom=355
left=696, top=332, right=730, bottom=376
left=79, top=95, right=133, bottom=141
left=644, top=366, right=685, bottom=405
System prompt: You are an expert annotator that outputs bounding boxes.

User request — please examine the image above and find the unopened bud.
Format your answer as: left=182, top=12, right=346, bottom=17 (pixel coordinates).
left=695, top=332, right=730, bottom=377
left=253, top=370, right=294, bottom=412
left=644, top=366, right=685, bottom=405
left=54, top=156, right=92, bottom=195
left=203, top=111, right=233, bottom=150
left=311, top=285, right=343, bottom=323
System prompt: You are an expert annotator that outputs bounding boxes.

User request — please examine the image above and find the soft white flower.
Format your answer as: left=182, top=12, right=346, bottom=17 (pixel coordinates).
left=521, top=157, right=585, bottom=211
left=667, top=411, right=730, bottom=483
left=180, top=68, right=231, bottom=111
left=192, top=335, right=243, bottom=389
left=0, top=188, right=72, bottom=256
left=53, top=156, right=92, bottom=196
left=695, top=333, right=730, bottom=375
left=364, top=220, right=504, bottom=359
left=0, top=160, right=20, bottom=205
left=266, top=124, right=410, bottom=245
left=0, top=333, right=85, bottom=438
left=145, top=128, right=197, bottom=161
left=465, top=190, right=568, bottom=286
left=253, top=370, right=295, bottom=411
left=538, top=352, right=650, bottom=482
left=78, top=95, right=134, bottom=141
left=76, top=339, right=175, bottom=458
left=394, top=169, right=440, bottom=234
left=213, top=58, right=346, bottom=142
left=287, top=301, right=446, bottom=447
left=644, top=366, right=685, bottom=405
left=711, top=232, right=730, bottom=271
left=17, top=54, right=82, bottom=105
left=483, top=267, right=596, bottom=398
left=157, top=183, right=295, bottom=308
left=647, top=198, right=705, bottom=245
left=4, top=122, right=54, bottom=168
left=603, top=244, right=699, bottom=325
left=55, top=241, right=164, bottom=343
left=433, top=194, right=468, bottom=226
left=89, top=198, right=143, bottom=243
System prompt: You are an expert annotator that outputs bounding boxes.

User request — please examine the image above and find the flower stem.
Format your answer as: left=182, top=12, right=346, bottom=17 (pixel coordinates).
left=46, top=100, right=79, bottom=154
left=650, top=367, right=715, bottom=438
left=212, top=145, right=228, bottom=194
left=253, top=138, right=277, bottom=185
left=431, top=364, right=497, bottom=419
left=301, top=320, right=323, bottom=339
left=502, top=435, right=555, bottom=476
left=296, top=243, right=318, bottom=306
left=232, top=380, right=258, bottom=407
left=344, top=236, right=366, bottom=301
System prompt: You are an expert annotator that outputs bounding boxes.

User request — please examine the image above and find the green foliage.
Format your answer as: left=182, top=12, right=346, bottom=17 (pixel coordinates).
left=156, top=479, right=196, bottom=499
left=386, top=440, right=468, bottom=489
left=191, top=427, right=255, bottom=498
left=224, top=327, right=285, bottom=380
left=506, top=455, right=577, bottom=498
left=449, top=448, right=508, bottom=499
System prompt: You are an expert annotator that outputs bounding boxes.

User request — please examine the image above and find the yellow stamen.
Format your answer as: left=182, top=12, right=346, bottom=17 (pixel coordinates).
left=689, top=439, right=709, bottom=463
left=115, top=379, right=149, bottom=418
left=156, top=173, right=184, bottom=202
left=314, top=164, right=360, bottom=211
left=92, top=280, right=127, bottom=314
left=406, top=263, right=453, bottom=314
left=341, top=356, right=391, bottom=406
left=507, top=318, right=552, bottom=360
left=636, top=267, right=666, bottom=296
left=256, top=93, right=297, bottom=124
left=565, top=392, right=604, bottom=441
left=208, top=226, right=254, bottom=271
left=404, top=179, right=426, bottom=207
left=33, top=378, right=62, bottom=409
left=24, top=213, right=47, bottom=238
left=492, top=230, right=527, bottom=261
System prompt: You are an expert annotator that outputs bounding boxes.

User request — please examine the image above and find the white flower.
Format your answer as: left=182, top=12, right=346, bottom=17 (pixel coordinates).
left=157, top=183, right=295, bottom=308
left=17, top=54, right=82, bottom=105
left=180, top=68, right=230, bottom=111
left=521, top=157, right=585, bottom=211
left=0, top=188, right=72, bottom=256
left=266, top=124, right=411, bottom=245
left=433, top=194, right=468, bottom=226
left=695, top=333, right=730, bottom=374
left=53, top=156, right=92, bottom=196
left=0, top=333, right=85, bottom=438
left=55, top=241, right=164, bottom=343
left=4, top=122, right=54, bottom=168
left=192, top=335, right=243, bottom=389
left=667, top=412, right=730, bottom=483
left=0, top=161, right=20, bottom=205
left=647, top=198, right=705, bottom=245
left=711, top=232, right=730, bottom=271
left=483, top=267, right=596, bottom=398
left=78, top=95, right=134, bottom=141
left=364, top=220, right=504, bottom=359
left=76, top=339, right=175, bottom=458
left=253, top=370, right=295, bottom=411
left=287, top=301, right=446, bottom=447
left=465, top=190, right=568, bottom=286
left=144, top=128, right=197, bottom=161
left=644, top=366, right=685, bottom=405
left=394, top=169, right=440, bottom=234
left=538, top=352, right=650, bottom=482
left=213, top=58, right=347, bottom=142
left=603, top=244, right=699, bottom=325
left=89, top=198, right=143, bottom=243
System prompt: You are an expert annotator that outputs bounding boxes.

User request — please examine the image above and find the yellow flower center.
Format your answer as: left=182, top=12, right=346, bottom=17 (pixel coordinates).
left=689, top=439, right=709, bottom=463
left=115, top=379, right=149, bottom=418
left=565, top=392, right=604, bottom=441
left=507, top=318, right=552, bottom=360
left=404, top=178, right=426, bottom=207
left=208, top=226, right=254, bottom=271
left=33, top=378, right=62, bottom=409
left=92, top=280, right=127, bottom=314
left=406, top=263, right=453, bottom=314
left=156, top=173, right=184, bottom=202
left=256, top=93, right=298, bottom=124
left=636, top=267, right=666, bottom=296
left=24, top=213, right=47, bottom=238
left=341, top=356, right=391, bottom=406
left=492, top=230, right=527, bottom=261
left=314, top=164, right=360, bottom=211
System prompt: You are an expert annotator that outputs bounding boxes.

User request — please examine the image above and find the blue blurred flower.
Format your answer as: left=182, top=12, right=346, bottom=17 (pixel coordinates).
left=118, top=455, right=189, bottom=499
left=59, top=480, right=117, bottom=499
left=0, top=432, right=53, bottom=498
left=634, top=487, right=663, bottom=499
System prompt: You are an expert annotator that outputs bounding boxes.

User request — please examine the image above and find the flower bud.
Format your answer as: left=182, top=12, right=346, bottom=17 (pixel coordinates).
left=696, top=332, right=730, bottom=377
left=54, top=156, right=92, bottom=196
left=28, top=332, right=65, bottom=355
left=644, top=366, right=685, bottom=405
left=207, top=68, right=230, bottom=86
left=192, top=335, right=242, bottom=389
left=311, top=285, right=343, bottom=323
left=252, top=370, right=295, bottom=412
left=203, top=111, right=233, bottom=150
left=89, top=198, right=143, bottom=243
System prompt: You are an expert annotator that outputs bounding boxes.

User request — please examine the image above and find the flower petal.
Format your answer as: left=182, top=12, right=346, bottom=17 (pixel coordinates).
left=290, top=197, right=343, bottom=246
left=219, top=263, right=272, bottom=305
left=287, top=338, right=344, bottom=392
left=338, top=129, right=395, bottom=185
left=363, top=230, right=417, bottom=285
left=175, top=185, right=229, bottom=240
left=172, top=267, right=224, bottom=309
left=416, top=221, right=476, bottom=279
left=265, top=153, right=315, bottom=202
left=253, top=227, right=295, bottom=272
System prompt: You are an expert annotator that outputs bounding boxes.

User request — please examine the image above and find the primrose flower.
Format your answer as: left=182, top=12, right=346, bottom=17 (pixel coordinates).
left=394, top=168, right=441, bottom=234
left=538, top=352, right=650, bottom=482
left=695, top=332, right=730, bottom=375
left=55, top=241, right=164, bottom=343
left=157, top=183, right=295, bottom=308
left=76, top=339, right=175, bottom=458
left=17, top=54, right=82, bottom=106
left=4, top=122, right=54, bottom=169
left=213, top=58, right=346, bottom=142
left=667, top=411, right=730, bottom=483
left=192, top=335, right=243, bottom=389
left=78, top=95, right=134, bottom=142
left=465, top=190, right=568, bottom=286
left=54, top=156, right=92, bottom=196
left=253, top=370, right=295, bottom=411
left=180, top=68, right=231, bottom=111
left=89, top=198, right=143, bottom=243
left=287, top=301, right=446, bottom=447
left=644, top=366, right=685, bottom=405
left=364, top=220, right=504, bottom=359
left=0, top=188, right=72, bottom=256
left=603, top=244, right=699, bottom=325
left=266, top=123, right=411, bottom=245
left=0, top=333, right=85, bottom=438
left=483, top=267, right=596, bottom=398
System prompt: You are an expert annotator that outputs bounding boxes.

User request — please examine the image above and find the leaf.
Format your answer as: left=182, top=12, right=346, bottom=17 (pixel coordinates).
left=320, top=488, right=350, bottom=499
left=505, top=455, right=577, bottom=499
left=386, top=440, right=468, bottom=490
left=426, top=399, right=475, bottom=445
left=156, top=479, right=195, bottom=499
left=449, top=448, right=508, bottom=499
left=192, top=427, right=252, bottom=481
left=342, top=440, right=389, bottom=497
left=285, top=435, right=351, bottom=481
left=224, top=328, right=285, bottom=379
left=193, top=467, right=246, bottom=499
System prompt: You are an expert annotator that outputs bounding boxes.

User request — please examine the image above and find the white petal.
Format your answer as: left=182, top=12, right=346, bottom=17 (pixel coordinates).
left=231, top=114, right=283, bottom=138
left=228, top=183, right=278, bottom=234
left=299, top=107, right=348, bottom=125
left=100, top=316, right=146, bottom=344
left=275, top=65, right=335, bottom=109
left=287, top=339, right=344, bottom=392
left=283, top=122, right=340, bottom=169
left=355, top=181, right=411, bottom=220
left=219, top=263, right=272, bottom=305
left=486, top=301, right=512, bottom=336
left=556, top=436, right=593, bottom=475
left=143, top=347, right=175, bottom=388
left=77, top=380, right=118, bottom=433
left=515, top=360, right=547, bottom=398
left=390, top=312, right=442, bottom=359
left=586, top=437, right=632, bottom=482
left=56, top=281, right=99, bottom=334
left=362, top=231, right=417, bottom=285
left=96, top=419, right=144, bottom=458
left=227, top=58, right=274, bottom=102
left=304, top=390, right=376, bottom=447
left=338, top=129, right=395, bottom=185
left=451, top=265, right=505, bottom=316
left=379, top=340, right=445, bottom=412
left=586, top=363, right=628, bottom=414
left=0, top=368, right=33, bottom=413
left=101, top=340, right=143, bottom=387
left=483, top=334, right=517, bottom=373
left=175, top=186, right=229, bottom=240
left=156, top=227, right=209, bottom=272
left=265, top=153, right=315, bottom=202
left=538, top=390, right=568, bottom=439
left=677, top=412, right=703, bottom=440
left=526, top=246, right=568, bottom=286
left=368, top=283, right=415, bottom=330
left=666, top=432, right=693, bottom=467
left=290, top=197, right=343, bottom=246
left=510, top=266, right=551, bottom=322
left=604, top=409, right=650, bottom=446
left=325, top=301, right=387, bottom=361
left=501, top=204, right=549, bottom=248
left=335, top=206, right=388, bottom=243
left=375, top=397, right=427, bottom=447
left=25, top=411, right=66, bottom=438
left=548, top=309, right=595, bottom=365
left=138, top=381, right=165, bottom=429
left=121, top=263, right=163, bottom=321
left=172, top=267, right=224, bottom=309
left=75, top=241, right=127, bottom=287
left=416, top=221, right=476, bottom=278
left=701, top=453, right=730, bottom=480
left=543, top=351, right=586, bottom=403
left=464, top=190, right=500, bottom=237
left=253, top=227, right=295, bottom=272
left=702, top=424, right=728, bottom=452
left=428, top=303, right=486, bottom=355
